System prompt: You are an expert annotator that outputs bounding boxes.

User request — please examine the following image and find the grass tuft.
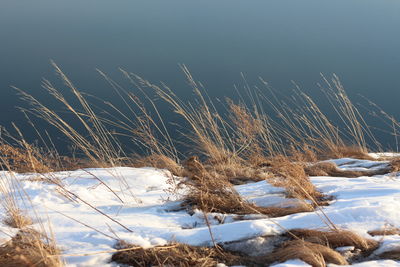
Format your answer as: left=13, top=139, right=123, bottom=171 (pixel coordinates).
left=111, top=241, right=255, bottom=267
left=264, top=239, right=349, bottom=267
left=304, top=161, right=390, bottom=178
left=322, top=145, right=374, bottom=160
left=3, top=210, right=32, bottom=229
left=389, top=157, right=400, bottom=172
left=133, top=154, right=183, bottom=176
left=376, top=247, right=400, bottom=260
left=182, top=156, right=314, bottom=217
left=0, top=229, right=62, bottom=267
left=0, top=144, right=50, bottom=173
left=262, top=156, right=324, bottom=202
left=287, top=229, right=379, bottom=253
left=368, top=227, right=400, bottom=237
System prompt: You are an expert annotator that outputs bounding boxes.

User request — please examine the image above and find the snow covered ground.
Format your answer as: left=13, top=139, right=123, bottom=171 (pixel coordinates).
left=1, top=158, right=400, bottom=266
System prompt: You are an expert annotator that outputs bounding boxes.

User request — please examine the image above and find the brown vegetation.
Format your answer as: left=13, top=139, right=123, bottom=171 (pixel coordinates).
left=0, top=229, right=62, bottom=267
left=323, top=145, right=374, bottom=161
left=0, top=144, right=50, bottom=173
left=183, top=169, right=313, bottom=217
left=111, top=241, right=256, bottom=267
left=261, top=156, right=325, bottom=202
left=3, top=211, right=32, bottom=229
left=0, top=143, right=97, bottom=173
left=288, top=145, right=318, bottom=163
left=264, top=240, right=349, bottom=267
left=182, top=156, right=315, bottom=217
left=6, top=64, right=400, bottom=267
left=376, top=247, right=400, bottom=260
left=287, top=229, right=379, bottom=253
left=111, top=229, right=381, bottom=267
left=304, top=161, right=390, bottom=178
left=183, top=156, right=268, bottom=184
left=133, top=154, right=183, bottom=176
left=368, top=227, right=400, bottom=236
left=389, top=157, right=400, bottom=172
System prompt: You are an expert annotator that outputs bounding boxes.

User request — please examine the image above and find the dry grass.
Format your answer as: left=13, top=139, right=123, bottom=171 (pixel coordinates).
left=0, top=148, right=63, bottom=267
left=3, top=210, right=32, bottom=229
left=0, top=141, right=96, bottom=173
left=111, top=230, right=380, bottom=267
left=15, top=65, right=389, bottom=176
left=304, top=161, right=389, bottom=178
left=111, top=230, right=379, bottom=267
left=368, top=227, right=400, bottom=236
left=376, top=247, right=400, bottom=260
left=187, top=153, right=326, bottom=204
left=287, top=229, right=379, bottom=253
left=322, top=145, right=374, bottom=160
left=288, top=145, right=318, bottom=163
left=133, top=154, right=183, bottom=176
left=263, top=240, right=349, bottom=267
left=184, top=183, right=314, bottom=217
left=183, top=156, right=268, bottom=184
left=15, top=62, right=132, bottom=168
left=389, top=157, right=400, bottom=172
left=111, top=241, right=255, bottom=267
left=9, top=65, right=400, bottom=266
left=0, top=144, right=50, bottom=173
left=13, top=65, right=386, bottom=205
left=0, top=229, right=62, bottom=267
left=182, top=156, right=314, bottom=217
left=205, top=161, right=269, bottom=185
left=0, top=165, right=34, bottom=230
left=261, top=156, right=325, bottom=202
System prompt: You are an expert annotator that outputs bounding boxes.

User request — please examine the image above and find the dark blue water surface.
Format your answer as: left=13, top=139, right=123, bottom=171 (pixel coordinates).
left=1, top=0, right=400, bottom=152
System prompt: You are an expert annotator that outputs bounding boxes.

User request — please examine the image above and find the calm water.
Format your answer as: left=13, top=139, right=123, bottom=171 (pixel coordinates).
left=1, top=0, right=400, bottom=152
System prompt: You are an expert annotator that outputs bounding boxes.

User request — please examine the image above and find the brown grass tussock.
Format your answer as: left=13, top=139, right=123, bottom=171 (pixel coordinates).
left=287, top=229, right=379, bottom=253
left=111, top=241, right=255, bottom=267
left=0, top=229, right=62, bottom=267
left=264, top=240, right=349, bottom=267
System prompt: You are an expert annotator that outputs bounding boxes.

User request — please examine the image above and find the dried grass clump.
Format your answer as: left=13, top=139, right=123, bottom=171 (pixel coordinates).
left=264, top=240, right=349, bottom=267
left=0, top=143, right=99, bottom=172
left=50, top=156, right=96, bottom=171
left=288, top=145, right=318, bottom=163
left=304, top=162, right=343, bottom=177
left=111, top=241, right=253, bottom=267
left=256, top=203, right=314, bottom=217
left=133, top=154, right=183, bottom=176
left=368, top=227, right=400, bottom=236
left=3, top=210, right=32, bottom=229
left=204, top=162, right=270, bottom=185
left=183, top=156, right=313, bottom=217
left=0, top=229, right=62, bottom=267
left=263, top=156, right=324, bottom=202
left=0, top=144, right=50, bottom=173
left=183, top=173, right=252, bottom=215
left=323, top=145, right=374, bottom=160
left=389, top=157, right=400, bottom=173
left=304, top=161, right=388, bottom=178
left=376, top=247, right=400, bottom=260
left=287, top=229, right=379, bottom=253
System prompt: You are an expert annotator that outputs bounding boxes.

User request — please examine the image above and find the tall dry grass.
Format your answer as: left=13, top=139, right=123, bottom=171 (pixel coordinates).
left=10, top=64, right=394, bottom=221
left=2, top=63, right=397, bottom=265
left=0, top=151, right=63, bottom=266
left=14, top=64, right=388, bottom=172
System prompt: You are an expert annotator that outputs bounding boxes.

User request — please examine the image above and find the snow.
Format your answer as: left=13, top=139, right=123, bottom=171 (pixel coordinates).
left=369, top=153, right=400, bottom=159
left=0, top=158, right=400, bottom=266
left=272, top=259, right=311, bottom=266
left=340, top=260, right=400, bottom=267
left=235, top=180, right=307, bottom=208
left=327, top=158, right=390, bottom=171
